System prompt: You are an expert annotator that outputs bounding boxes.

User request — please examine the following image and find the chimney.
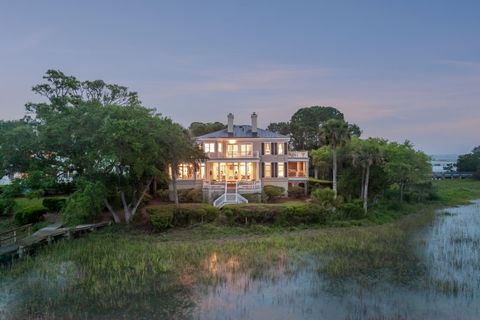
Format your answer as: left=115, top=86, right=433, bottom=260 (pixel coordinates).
left=251, top=112, right=258, bottom=136
left=227, top=113, right=234, bottom=135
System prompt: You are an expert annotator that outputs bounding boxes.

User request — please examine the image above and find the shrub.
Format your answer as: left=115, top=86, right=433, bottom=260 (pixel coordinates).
left=242, top=193, right=262, bottom=203
left=14, top=206, right=48, bottom=225
left=0, top=197, right=16, bottom=216
left=186, top=188, right=203, bottom=203
left=222, top=204, right=325, bottom=226
left=288, top=186, right=304, bottom=198
left=263, top=185, right=285, bottom=202
left=147, top=207, right=174, bottom=230
left=61, top=181, right=106, bottom=226
left=339, top=201, right=365, bottom=219
left=147, top=204, right=219, bottom=231
left=311, top=188, right=337, bottom=208
left=42, top=197, right=67, bottom=212
left=308, top=178, right=332, bottom=194
left=155, top=189, right=170, bottom=202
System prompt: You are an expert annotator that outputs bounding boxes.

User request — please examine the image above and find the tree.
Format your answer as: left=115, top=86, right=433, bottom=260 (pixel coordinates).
left=267, top=122, right=291, bottom=136
left=310, top=146, right=331, bottom=179
left=15, top=70, right=204, bottom=224
left=189, top=122, right=226, bottom=137
left=319, top=119, right=351, bottom=198
left=457, top=146, right=480, bottom=172
left=164, top=123, right=205, bottom=205
left=267, top=106, right=361, bottom=151
left=351, top=138, right=384, bottom=213
left=384, top=141, right=430, bottom=203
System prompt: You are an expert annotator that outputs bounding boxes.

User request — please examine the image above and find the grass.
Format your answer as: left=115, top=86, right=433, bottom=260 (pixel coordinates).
left=1, top=179, right=479, bottom=318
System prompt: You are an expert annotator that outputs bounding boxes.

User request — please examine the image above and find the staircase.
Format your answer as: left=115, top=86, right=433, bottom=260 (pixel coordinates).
left=213, top=181, right=248, bottom=208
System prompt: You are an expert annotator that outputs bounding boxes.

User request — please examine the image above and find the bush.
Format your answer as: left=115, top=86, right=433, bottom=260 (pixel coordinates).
left=155, top=189, right=170, bottom=202
left=222, top=204, right=325, bottom=226
left=186, top=188, right=203, bottom=203
left=61, top=181, right=106, bottom=226
left=0, top=197, right=16, bottom=216
left=242, top=193, right=262, bottom=203
left=288, top=186, right=304, bottom=198
left=263, top=185, right=285, bottom=202
left=14, top=206, right=48, bottom=225
left=42, top=197, right=67, bottom=212
left=339, top=201, right=365, bottom=219
left=311, top=188, right=337, bottom=208
left=308, top=178, right=332, bottom=194
left=147, top=204, right=219, bottom=231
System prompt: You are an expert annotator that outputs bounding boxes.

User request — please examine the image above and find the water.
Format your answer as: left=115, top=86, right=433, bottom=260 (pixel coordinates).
left=2, top=201, right=480, bottom=319
left=192, top=201, right=480, bottom=319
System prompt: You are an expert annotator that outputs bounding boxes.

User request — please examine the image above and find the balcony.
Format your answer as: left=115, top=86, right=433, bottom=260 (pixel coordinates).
left=288, top=151, right=308, bottom=159
left=288, top=170, right=307, bottom=178
left=203, top=180, right=262, bottom=193
left=205, top=150, right=260, bottom=159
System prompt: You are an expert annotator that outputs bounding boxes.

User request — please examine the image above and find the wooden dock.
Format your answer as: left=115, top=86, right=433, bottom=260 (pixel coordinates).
left=0, top=221, right=111, bottom=261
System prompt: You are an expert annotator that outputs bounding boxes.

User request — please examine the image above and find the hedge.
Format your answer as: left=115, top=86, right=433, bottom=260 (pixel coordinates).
left=147, top=204, right=219, bottom=231
left=42, top=197, right=67, bottom=212
left=288, top=186, right=304, bottom=198
left=308, top=178, right=332, bottom=194
left=14, top=206, right=48, bottom=225
left=222, top=203, right=327, bottom=226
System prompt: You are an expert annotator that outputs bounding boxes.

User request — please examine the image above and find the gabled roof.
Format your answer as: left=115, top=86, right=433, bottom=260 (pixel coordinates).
left=196, top=125, right=289, bottom=139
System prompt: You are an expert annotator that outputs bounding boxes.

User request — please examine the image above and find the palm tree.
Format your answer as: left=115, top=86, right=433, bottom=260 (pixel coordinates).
left=355, top=139, right=383, bottom=214
left=319, top=119, right=351, bottom=198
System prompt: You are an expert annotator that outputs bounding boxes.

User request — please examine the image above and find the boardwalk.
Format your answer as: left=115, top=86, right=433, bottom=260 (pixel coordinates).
left=0, top=221, right=111, bottom=261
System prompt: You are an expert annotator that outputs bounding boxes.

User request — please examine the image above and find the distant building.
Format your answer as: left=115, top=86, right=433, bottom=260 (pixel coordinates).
left=430, top=154, right=458, bottom=173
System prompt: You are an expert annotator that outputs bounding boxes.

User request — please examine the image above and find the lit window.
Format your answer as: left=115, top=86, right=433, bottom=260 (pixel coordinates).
left=217, top=143, right=222, bottom=152
left=265, top=162, right=271, bottom=177
left=278, top=163, right=284, bottom=177
left=264, top=143, right=271, bottom=155
left=278, top=143, right=284, bottom=155
left=204, top=143, right=215, bottom=153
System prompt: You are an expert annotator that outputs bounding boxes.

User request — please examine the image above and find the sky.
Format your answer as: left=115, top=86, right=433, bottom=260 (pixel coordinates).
left=0, top=0, right=479, bottom=154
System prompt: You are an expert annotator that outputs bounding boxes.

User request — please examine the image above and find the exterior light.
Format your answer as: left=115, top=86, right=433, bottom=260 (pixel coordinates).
left=228, top=139, right=237, bottom=144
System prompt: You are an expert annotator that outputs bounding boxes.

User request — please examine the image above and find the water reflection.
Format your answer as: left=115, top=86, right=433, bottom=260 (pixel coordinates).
left=193, top=201, right=480, bottom=320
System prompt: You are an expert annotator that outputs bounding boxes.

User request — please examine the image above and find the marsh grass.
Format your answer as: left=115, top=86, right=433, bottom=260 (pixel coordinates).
left=1, top=179, right=480, bottom=318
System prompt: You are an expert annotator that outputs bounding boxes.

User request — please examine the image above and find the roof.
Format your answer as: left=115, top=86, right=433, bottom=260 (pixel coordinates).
left=196, top=125, right=289, bottom=139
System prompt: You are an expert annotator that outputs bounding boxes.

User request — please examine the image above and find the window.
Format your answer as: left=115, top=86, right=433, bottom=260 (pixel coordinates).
left=217, top=142, right=222, bottom=153
left=265, top=162, right=271, bottom=177
left=204, top=143, right=215, bottom=153
left=278, top=163, right=284, bottom=177
left=264, top=143, right=271, bottom=155
left=278, top=143, right=284, bottom=155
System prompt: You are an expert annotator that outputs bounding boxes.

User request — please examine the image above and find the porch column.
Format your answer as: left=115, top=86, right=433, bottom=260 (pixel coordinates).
left=297, top=162, right=300, bottom=177
left=256, top=162, right=260, bottom=181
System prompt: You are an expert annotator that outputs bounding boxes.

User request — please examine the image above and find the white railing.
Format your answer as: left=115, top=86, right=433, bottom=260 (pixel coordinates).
left=211, top=181, right=250, bottom=208
left=205, top=151, right=260, bottom=159
left=288, top=151, right=309, bottom=158
left=288, top=171, right=307, bottom=178
left=204, top=180, right=261, bottom=192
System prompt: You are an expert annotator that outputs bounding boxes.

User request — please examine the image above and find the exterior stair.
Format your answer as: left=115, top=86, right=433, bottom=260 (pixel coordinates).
left=213, top=181, right=248, bottom=208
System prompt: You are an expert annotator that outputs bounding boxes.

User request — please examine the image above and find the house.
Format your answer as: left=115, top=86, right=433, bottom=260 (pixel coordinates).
left=172, top=113, right=309, bottom=207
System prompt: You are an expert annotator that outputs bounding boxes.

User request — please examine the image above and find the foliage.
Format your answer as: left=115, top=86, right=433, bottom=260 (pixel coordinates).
left=338, top=201, right=365, bottom=219
left=222, top=203, right=324, bottom=226
left=288, top=186, right=304, bottom=198
left=42, top=197, right=67, bottom=212
left=266, top=122, right=291, bottom=136
left=61, top=181, right=106, bottom=226
left=457, top=146, right=480, bottom=173
left=311, top=188, right=338, bottom=209
left=263, top=185, right=285, bottom=201
left=14, top=205, right=48, bottom=225
left=155, top=189, right=170, bottom=202
left=0, top=181, right=23, bottom=215
left=147, top=204, right=219, bottom=230
left=188, top=122, right=226, bottom=137
left=308, top=178, right=332, bottom=193
left=310, top=146, right=331, bottom=179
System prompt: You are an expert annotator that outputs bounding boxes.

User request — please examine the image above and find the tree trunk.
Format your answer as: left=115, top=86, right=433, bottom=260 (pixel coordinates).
left=363, top=164, right=370, bottom=214
left=129, top=177, right=154, bottom=222
left=360, top=166, right=366, bottom=198
left=120, top=191, right=131, bottom=223
left=104, top=199, right=120, bottom=223
left=153, top=177, right=158, bottom=194
left=314, top=164, right=318, bottom=179
left=332, top=145, right=337, bottom=199
left=172, top=165, right=179, bottom=206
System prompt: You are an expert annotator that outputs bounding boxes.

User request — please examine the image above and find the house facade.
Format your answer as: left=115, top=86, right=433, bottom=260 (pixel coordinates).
left=172, top=113, right=309, bottom=207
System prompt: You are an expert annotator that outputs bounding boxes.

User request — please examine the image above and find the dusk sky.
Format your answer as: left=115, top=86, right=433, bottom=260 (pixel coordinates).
left=1, top=1, right=479, bottom=154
